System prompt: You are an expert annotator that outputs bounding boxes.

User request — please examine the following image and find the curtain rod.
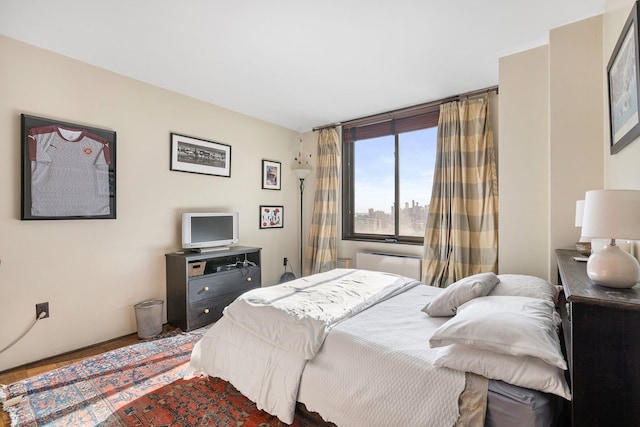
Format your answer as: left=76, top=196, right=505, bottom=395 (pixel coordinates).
left=312, top=85, right=499, bottom=132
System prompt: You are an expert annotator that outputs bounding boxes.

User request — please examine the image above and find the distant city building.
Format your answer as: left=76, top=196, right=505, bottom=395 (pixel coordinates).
left=355, top=200, right=429, bottom=236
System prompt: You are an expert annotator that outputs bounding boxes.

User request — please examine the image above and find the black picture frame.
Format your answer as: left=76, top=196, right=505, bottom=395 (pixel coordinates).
left=607, top=1, right=640, bottom=154
left=261, top=159, right=281, bottom=190
left=259, top=205, right=284, bottom=229
left=170, top=133, right=232, bottom=177
left=21, top=114, right=116, bottom=220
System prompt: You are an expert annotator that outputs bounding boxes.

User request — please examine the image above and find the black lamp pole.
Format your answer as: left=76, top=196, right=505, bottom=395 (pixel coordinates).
left=298, top=176, right=306, bottom=276
left=293, top=165, right=310, bottom=277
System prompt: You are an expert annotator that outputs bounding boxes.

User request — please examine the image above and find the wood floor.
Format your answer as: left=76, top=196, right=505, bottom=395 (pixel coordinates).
left=0, top=327, right=174, bottom=427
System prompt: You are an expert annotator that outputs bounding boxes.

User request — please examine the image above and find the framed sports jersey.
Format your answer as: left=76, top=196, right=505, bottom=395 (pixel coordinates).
left=21, top=114, right=117, bottom=220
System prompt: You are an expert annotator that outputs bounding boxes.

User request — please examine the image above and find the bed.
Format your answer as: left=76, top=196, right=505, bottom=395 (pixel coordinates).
left=188, top=269, right=570, bottom=426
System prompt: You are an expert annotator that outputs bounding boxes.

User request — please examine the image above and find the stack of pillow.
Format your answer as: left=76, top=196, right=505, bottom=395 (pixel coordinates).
left=422, top=272, right=571, bottom=400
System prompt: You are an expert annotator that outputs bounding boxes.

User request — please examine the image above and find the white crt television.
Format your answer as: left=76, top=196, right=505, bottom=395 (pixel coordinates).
left=181, top=212, right=239, bottom=252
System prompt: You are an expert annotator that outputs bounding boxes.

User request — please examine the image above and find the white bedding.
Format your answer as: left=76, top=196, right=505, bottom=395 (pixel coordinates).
left=189, top=314, right=307, bottom=421
left=189, top=268, right=567, bottom=426
left=297, top=284, right=467, bottom=427
left=189, top=269, right=421, bottom=423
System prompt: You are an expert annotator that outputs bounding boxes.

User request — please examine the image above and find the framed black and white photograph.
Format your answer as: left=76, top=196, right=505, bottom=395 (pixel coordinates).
left=259, top=205, right=283, bottom=229
left=21, top=114, right=116, bottom=220
left=170, top=133, right=231, bottom=177
left=607, top=1, right=640, bottom=154
left=261, top=159, right=281, bottom=190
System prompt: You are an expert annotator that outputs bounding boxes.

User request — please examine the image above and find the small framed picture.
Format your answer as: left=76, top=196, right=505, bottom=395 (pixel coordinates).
left=170, top=133, right=231, bottom=177
left=262, top=159, right=281, bottom=190
left=259, top=205, right=283, bottom=229
left=21, top=114, right=116, bottom=220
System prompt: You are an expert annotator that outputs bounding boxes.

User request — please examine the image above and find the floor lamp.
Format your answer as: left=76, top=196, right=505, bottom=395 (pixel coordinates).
left=292, top=168, right=311, bottom=276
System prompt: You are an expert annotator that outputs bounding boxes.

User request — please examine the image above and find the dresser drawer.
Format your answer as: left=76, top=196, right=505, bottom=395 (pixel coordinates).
left=188, top=294, right=239, bottom=328
left=187, top=266, right=260, bottom=303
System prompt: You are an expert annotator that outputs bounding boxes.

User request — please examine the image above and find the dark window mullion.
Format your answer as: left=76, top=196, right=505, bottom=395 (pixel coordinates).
left=342, top=138, right=354, bottom=238
left=394, top=133, right=400, bottom=240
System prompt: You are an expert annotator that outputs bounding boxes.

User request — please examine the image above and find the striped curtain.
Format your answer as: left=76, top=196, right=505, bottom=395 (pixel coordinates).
left=422, top=98, right=498, bottom=287
left=305, top=128, right=340, bottom=275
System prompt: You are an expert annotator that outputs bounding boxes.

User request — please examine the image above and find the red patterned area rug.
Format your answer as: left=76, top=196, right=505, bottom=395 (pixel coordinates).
left=1, top=328, right=322, bottom=426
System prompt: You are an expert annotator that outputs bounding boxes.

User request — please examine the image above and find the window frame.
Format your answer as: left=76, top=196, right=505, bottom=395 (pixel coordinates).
left=341, top=105, right=440, bottom=245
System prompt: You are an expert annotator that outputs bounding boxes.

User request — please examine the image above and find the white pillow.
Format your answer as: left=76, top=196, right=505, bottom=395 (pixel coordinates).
left=429, top=296, right=566, bottom=369
left=434, top=344, right=571, bottom=400
left=490, top=274, right=559, bottom=305
left=422, top=272, right=499, bottom=317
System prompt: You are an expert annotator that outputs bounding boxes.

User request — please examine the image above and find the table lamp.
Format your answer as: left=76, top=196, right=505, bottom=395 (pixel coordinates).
left=581, top=189, right=640, bottom=288
left=574, top=199, right=592, bottom=256
left=575, top=199, right=585, bottom=228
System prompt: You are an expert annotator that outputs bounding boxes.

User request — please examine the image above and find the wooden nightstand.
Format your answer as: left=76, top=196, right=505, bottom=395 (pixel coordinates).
left=556, top=249, right=640, bottom=426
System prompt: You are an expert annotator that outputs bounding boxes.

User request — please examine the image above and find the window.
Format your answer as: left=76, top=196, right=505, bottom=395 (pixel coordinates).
left=342, top=106, right=439, bottom=244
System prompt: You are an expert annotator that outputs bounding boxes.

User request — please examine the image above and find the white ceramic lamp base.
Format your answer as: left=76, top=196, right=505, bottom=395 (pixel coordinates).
left=586, top=244, right=640, bottom=289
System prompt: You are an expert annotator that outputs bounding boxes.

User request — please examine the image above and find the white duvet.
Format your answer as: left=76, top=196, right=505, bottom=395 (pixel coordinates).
left=189, top=269, right=420, bottom=423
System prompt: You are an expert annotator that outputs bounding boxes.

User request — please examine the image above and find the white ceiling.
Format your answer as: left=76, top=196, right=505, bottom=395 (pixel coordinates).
left=1, top=0, right=606, bottom=131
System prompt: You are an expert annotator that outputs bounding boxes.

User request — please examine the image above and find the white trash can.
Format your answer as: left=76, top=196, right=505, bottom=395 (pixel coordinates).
left=134, top=299, right=164, bottom=339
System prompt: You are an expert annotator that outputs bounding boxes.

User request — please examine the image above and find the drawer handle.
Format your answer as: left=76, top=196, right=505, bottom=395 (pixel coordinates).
left=247, top=277, right=252, bottom=282
left=203, top=308, right=210, bottom=314
left=203, top=286, right=209, bottom=292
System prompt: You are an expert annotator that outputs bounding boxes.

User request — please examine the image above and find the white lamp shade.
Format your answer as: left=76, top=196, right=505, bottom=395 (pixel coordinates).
left=292, top=168, right=311, bottom=180
left=574, top=200, right=584, bottom=227
left=581, top=190, right=640, bottom=240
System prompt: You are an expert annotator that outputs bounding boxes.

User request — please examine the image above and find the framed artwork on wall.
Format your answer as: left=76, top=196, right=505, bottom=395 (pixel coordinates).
left=261, top=159, right=281, bottom=190
left=607, top=1, right=640, bottom=154
left=21, top=114, right=116, bottom=220
left=170, top=133, right=231, bottom=177
left=259, top=205, right=283, bottom=229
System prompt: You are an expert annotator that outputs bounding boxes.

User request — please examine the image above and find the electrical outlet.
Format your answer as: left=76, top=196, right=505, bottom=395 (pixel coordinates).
left=283, top=257, right=288, bottom=266
left=36, top=302, right=49, bottom=319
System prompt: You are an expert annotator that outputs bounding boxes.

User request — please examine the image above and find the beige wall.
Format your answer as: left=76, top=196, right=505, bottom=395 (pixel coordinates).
left=498, top=46, right=550, bottom=278
left=0, top=35, right=305, bottom=371
left=498, top=16, right=604, bottom=281
left=548, top=16, right=605, bottom=272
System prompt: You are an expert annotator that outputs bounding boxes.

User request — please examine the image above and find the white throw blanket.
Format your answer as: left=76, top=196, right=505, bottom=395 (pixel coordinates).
left=189, top=268, right=419, bottom=423
left=224, top=268, right=419, bottom=359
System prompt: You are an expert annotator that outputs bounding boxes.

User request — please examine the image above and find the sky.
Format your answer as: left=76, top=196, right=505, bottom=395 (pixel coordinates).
left=354, top=127, right=437, bottom=213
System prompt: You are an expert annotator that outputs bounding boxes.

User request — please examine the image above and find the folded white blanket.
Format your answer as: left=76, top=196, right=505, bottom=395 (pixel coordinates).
left=223, top=268, right=420, bottom=359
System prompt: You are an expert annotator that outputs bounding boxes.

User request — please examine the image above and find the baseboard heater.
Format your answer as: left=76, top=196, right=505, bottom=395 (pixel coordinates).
left=355, top=252, right=422, bottom=281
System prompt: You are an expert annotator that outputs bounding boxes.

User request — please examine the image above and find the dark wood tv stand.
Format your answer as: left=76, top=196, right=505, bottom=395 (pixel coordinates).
left=165, top=246, right=261, bottom=331
left=556, top=249, right=640, bottom=426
